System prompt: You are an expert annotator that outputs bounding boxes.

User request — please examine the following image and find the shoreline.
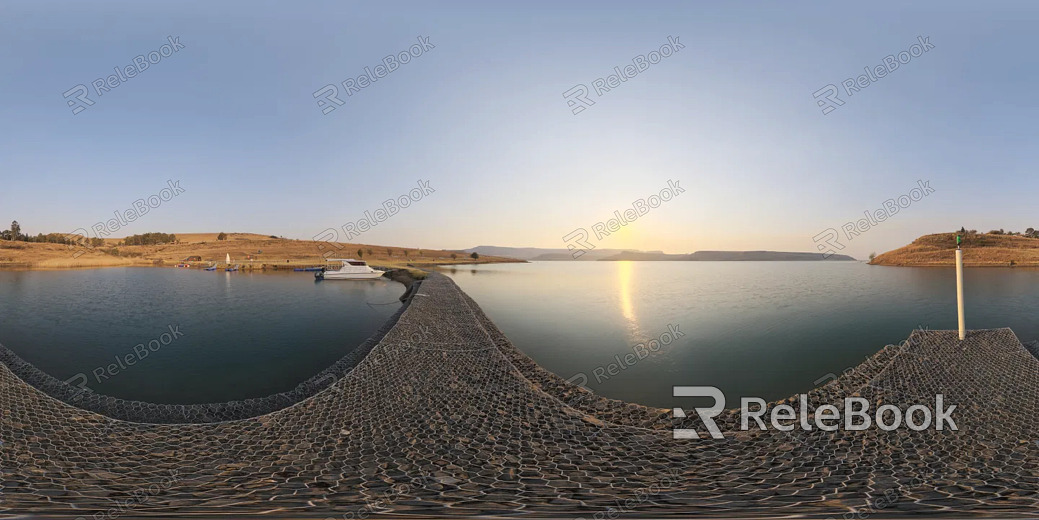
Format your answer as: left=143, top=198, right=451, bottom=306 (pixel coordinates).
left=869, top=261, right=1039, bottom=268
left=0, top=256, right=526, bottom=272
left=0, top=233, right=525, bottom=271
left=0, top=259, right=525, bottom=274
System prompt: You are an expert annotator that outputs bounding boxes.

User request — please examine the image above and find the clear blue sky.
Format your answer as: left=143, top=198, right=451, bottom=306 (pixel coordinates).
left=2, top=0, right=1037, bottom=258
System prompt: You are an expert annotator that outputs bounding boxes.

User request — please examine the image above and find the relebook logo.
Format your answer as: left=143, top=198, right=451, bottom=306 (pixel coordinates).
left=673, top=386, right=957, bottom=439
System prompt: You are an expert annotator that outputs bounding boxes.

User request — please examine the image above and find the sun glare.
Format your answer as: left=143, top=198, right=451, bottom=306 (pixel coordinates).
left=616, top=261, right=640, bottom=339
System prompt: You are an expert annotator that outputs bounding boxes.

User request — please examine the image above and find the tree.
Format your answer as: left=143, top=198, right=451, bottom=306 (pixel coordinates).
left=123, top=233, right=176, bottom=246
left=357, top=248, right=364, bottom=259
left=470, top=252, right=479, bottom=259
left=868, top=252, right=876, bottom=262
left=451, top=253, right=458, bottom=260
left=386, top=248, right=393, bottom=257
left=366, top=248, right=373, bottom=257
left=217, top=232, right=227, bottom=241
left=1027, top=227, right=1036, bottom=238
left=403, top=250, right=409, bottom=259
left=10, top=221, right=20, bottom=240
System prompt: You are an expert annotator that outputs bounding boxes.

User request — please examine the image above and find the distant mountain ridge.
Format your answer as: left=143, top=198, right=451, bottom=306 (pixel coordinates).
left=466, top=246, right=855, bottom=262
left=465, top=246, right=655, bottom=261
left=600, top=250, right=856, bottom=261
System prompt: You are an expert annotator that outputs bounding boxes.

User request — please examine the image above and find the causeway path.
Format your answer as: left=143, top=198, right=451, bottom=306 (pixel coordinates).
left=1, top=273, right=1038, bottom=517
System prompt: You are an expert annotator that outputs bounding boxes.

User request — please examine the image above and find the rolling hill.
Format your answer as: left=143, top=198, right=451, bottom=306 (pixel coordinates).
left=871, top=231, right=1039, bottom=266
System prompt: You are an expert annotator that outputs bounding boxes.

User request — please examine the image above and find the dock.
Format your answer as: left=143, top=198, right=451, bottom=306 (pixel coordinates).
left=1, top=273, right=1037, bottom=516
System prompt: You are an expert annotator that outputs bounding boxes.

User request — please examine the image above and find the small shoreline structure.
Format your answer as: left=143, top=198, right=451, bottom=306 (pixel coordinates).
left=1, top=273, right=1037, bottom=516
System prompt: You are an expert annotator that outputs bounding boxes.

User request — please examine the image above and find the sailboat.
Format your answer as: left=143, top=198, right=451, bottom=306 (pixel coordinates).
left=224, top=253, right=238, bottom=271
left=204, top=261, right=217, bottom=271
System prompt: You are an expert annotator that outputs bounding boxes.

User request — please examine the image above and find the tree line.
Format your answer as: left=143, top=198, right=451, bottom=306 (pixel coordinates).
left=0, top=220, right=103, bottom=246
left=3, top=221, right=175, bottom=247
left=122, top=232, right=177, bottom=245
left=959, top=227, right=1039, bottom=238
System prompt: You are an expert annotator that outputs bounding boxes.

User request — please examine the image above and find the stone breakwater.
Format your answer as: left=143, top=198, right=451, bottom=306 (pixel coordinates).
left=1, top=272, right=1038, bottom=516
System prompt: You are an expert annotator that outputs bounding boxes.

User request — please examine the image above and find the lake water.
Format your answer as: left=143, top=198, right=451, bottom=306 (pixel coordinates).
left=442, top=261, right=1039, bottom=408
left=3, top=263, right=1037, bottom=409
left=0, top=268, right=403, bottom=404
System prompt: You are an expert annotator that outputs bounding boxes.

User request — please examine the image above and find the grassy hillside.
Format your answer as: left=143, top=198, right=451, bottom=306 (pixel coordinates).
left=0, top=232, right=521, bottom=270
left=871, top=232, right=1039, bottom=266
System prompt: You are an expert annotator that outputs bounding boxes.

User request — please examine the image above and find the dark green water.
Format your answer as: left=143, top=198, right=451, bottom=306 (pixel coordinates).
left=442, top=261, right=1039, bottom=408
left=0, top=268, right=403, bottom=404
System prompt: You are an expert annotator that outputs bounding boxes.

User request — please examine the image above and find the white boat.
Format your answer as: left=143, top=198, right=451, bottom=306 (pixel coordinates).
left=315, top=259, right=385, bottom=280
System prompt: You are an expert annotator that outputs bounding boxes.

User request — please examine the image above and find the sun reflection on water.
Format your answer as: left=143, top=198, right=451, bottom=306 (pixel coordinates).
left=616, top=261, right=641, bottom=340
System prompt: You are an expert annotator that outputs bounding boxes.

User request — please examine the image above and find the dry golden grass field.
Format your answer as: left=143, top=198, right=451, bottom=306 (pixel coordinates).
left=871, top=232, right=1039, bottom=266
left=0, top=232, right=521, bottom=270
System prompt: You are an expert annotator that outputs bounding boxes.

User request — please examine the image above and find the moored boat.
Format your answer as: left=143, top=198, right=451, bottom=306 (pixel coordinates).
left=315, top=259, right=385, bottom=280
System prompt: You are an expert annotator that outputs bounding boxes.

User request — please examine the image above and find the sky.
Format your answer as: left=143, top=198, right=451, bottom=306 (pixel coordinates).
left=1, top=0, right=1038, bottom=259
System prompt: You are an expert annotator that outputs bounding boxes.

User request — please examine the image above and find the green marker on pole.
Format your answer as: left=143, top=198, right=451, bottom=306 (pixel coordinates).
left=957, top=234, right=962, bottom=246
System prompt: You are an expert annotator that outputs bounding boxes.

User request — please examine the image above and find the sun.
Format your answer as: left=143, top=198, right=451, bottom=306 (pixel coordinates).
left=608, top=224, right=637, bottom=250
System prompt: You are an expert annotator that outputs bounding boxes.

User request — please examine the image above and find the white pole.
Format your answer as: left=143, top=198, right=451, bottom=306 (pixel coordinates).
left=956, top=248, right=965, bottom=340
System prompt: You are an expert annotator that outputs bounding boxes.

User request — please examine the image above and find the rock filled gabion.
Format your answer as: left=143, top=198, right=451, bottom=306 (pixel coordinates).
left=1, top=273, right=1037, bottom=516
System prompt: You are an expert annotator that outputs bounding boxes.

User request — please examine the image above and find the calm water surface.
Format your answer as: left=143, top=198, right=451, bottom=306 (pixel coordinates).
left=442, top=261, right=1039, bottom=408
left=0, top=268, right=403, bottom=403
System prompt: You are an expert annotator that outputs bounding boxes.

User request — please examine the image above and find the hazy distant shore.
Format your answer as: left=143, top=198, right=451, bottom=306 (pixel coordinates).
left=466, top=246, right=856, bottom=262
left=597, top=250, right=857, bottom=261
